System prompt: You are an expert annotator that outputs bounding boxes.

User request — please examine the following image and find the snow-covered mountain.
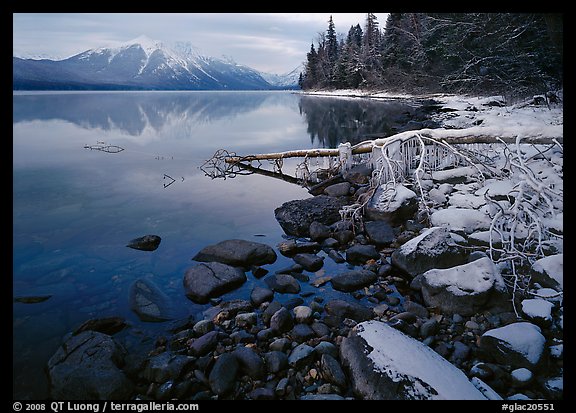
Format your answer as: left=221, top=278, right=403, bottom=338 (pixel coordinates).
left=13, top=35, right=300, bottom=90
left=260, top=64, right=302, bottom=89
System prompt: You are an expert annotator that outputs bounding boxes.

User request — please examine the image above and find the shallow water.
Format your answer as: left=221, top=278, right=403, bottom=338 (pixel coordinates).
left=13, top=91, right=418, bottom=399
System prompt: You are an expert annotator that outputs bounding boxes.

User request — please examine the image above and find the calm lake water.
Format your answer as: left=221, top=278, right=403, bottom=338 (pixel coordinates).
left=13, top=91, right=420, bottom=399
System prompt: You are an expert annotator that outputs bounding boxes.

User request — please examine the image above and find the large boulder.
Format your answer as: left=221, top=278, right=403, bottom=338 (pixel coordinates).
left=274, top=195, right=348, bottom=237
left=193, top=239, right=277, bottom=267
left=420, top=256, right=509, bottom=316
left=365, top=184, right=418, bottom=225
left=47, top=331, right=133, bottom=400
left=129, top=278, right=174, bottom=322
left=391, top=226, right=469, bottom=278
left=340, top=321, right=486, bottom=400
left=183, top=262, right=247, bottom=304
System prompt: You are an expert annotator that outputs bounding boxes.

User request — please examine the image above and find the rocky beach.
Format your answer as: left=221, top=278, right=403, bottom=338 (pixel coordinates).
left=43, top=92, right=563, bottom=401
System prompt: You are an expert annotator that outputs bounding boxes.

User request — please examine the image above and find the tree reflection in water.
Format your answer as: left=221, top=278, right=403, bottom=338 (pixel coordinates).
left=298, top=95, right=429, bottom=148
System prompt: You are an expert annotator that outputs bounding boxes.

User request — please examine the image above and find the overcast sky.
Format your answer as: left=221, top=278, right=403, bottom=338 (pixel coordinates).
left=12, top=13, right=389, bottom=74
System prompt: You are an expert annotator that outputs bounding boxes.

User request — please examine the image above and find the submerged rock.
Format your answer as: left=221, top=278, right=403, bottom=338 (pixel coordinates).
left=126, top=235, right=161, bottom=251
left=129, top=278, right=174, bottom=322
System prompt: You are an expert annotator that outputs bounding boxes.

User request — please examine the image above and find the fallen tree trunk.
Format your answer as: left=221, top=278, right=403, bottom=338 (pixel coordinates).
left=224, top=127, right=563, bottom=164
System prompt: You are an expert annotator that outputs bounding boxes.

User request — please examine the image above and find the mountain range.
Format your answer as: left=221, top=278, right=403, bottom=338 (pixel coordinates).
left=13, top=36, right=301, bottom=90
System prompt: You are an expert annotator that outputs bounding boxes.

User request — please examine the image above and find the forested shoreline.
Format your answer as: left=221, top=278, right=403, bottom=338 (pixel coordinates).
left=299, top=13, right=563, bottom=100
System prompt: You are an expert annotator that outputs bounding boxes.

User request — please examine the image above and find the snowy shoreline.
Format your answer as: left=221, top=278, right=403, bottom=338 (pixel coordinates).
left=43, top=89, right=563, bottom=400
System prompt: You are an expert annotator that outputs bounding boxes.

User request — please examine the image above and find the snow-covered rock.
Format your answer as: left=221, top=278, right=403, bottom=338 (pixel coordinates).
left=430, top=207, right=492, bottom=234
left=531, top=254, right=563, bottom=290
left=420, top=256, right=509, bottom=316
left=391, top=226, right=469, bottom=278
left=521, top=298, right=554, bottom=326
left=339, top=320, right=487, bottom=400
left=471, top=377, right=503, bottom=400
left=432, top=165, right=481, bottom=184
left=479, top=322, right=546, bottom=369
left=365, top=183, right=418, bottom=224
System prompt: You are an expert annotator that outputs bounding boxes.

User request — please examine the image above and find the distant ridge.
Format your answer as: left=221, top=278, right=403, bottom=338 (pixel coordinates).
left=13, top=36, right=300, bottom=91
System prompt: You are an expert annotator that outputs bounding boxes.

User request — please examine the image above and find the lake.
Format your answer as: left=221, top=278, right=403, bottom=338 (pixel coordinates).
left=13, top=90, right=424, bottom=399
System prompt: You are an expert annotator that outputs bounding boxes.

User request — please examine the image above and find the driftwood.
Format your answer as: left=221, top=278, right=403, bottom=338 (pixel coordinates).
left=224, top=128, right=563, bottom=164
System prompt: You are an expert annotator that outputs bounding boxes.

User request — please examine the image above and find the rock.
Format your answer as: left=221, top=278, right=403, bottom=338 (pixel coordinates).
left=183, top=262, right=247, bottom=304
left=73, top=316, right=127, bottom=336
left=264, top=273, right=301, bottom=294
left=451, top=341, right=471, bottom=365
left=308, top=174, right=346, bottom=196
left=269, top=307, right=294, bottom=334
left=420, top=256, right=509, bottom=316
left=249, top=387, right=275, bottom=400
left=521, top=298, right=554, bottom=326
left=345, top=244, right=380, bottom=264
left=126, top=234, right=161, bottom=251
left=430, top=208, right=492, bottom=234
left=264, top=351, right=289, bottom=373
left=235, top=312, right=257, bottom=328
left=193, top=239, right=277, bottom=267
left=391, top=226, right=469, bottom=278
left=203, top=299, right=253, bottom=322
left=330, top=269, right=378, bottom=292
left=309, top=221, right=331, bottom=241
left=419, top=319, right=439, bottom=338
left=320, top=354, right=347, bottom=388
left=403, top=301, right=429, bottom=319
left=479, top=322, right=546, bottom=369
left=291, top=306, right=313, bottom=326
left=143, top=351, right=194, bottom=383
left=324, top=182, right=351, bottom=197
left=365, top=184, right=418, bottom=225
left=274, top=195, right=348, bottom=237
left=208, top=353, right=239, bottom=396
left=432, top=166, right=480, bottom=185
left=232, top=346, right=265, bottom=380
left=300, top=394, right=346, bottom=400
left=277, top=240, right=321, bottom=257
left=250, top=286, right=274, bottom=306
left=188, top=331, right=219, bottom=357
left=323, top=299, right=373, bottom=327
left=364, top=220, right=396, bottom=246
left=47, top=331, right=133, bottom=400
left=314, top=341, right=338, bottom=358
left=470, top=377, right=503, bottom=400
left=129, top=278, right=174, bottom=322
left=293, top=253, right=324, bottom=272
left=510, top=368, right=533, bottom=387
left=192, top=319, right=214, bottom=336
left=531, top=254, right=563, bottom=290
left=291, top=323, right=316, bottom=342
left=288, top=343, right=315, bottom=368
left=343, top=162, right=373, bottom=185
left=339, top=321, right=486, bottom=400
